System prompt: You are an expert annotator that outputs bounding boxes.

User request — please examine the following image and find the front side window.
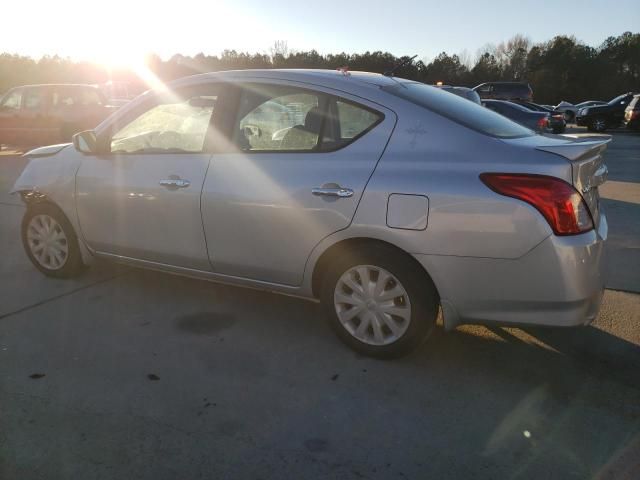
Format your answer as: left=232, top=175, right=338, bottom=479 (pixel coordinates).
left=234, top=84, right=383, bottom=152
left=1, top=89, right=22, bottom=111
left=110, top=92, right=217, bottom=154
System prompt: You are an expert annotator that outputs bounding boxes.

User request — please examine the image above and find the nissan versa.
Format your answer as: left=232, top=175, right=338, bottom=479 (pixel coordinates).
left=12, top=70, right=609, bottom=358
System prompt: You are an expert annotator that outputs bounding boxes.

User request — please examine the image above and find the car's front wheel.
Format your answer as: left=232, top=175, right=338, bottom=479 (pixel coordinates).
left=21, top=203, right=84, bottom=278
left=321, top=245, right=438, bottom=358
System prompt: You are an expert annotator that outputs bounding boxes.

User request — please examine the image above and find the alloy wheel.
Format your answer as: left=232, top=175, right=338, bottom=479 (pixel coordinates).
left=593, top=118, right=606, bottom=131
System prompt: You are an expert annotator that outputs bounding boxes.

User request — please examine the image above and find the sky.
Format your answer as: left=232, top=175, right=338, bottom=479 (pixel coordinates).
left=1, top=0, right=638, bottom=67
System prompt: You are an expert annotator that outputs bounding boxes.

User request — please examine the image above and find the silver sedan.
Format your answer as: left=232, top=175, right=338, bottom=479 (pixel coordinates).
left=12, top=70, right=609, bottom=358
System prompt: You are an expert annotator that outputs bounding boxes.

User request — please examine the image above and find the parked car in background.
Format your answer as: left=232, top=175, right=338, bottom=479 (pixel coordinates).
left=515, top=101, right=566, bottom=133
left=473, top=82, right=533, bottom=102
left=555, top=100, right=607, bottom=122
left=434, top=85, right=481, bottom=104
left=624, top=94, right=640, bottom=131
left=482, top=99, right=549, bottom=132
left=11, top=70, right=609, bottom=358
left=98, top=81, right=144, bottom=107
left=0, top=84, right=116, bottom=148
left=576, top=93, right=637, bottom=132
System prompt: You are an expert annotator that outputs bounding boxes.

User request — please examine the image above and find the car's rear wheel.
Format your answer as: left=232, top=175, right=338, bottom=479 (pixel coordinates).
left=589, top=117, right=607, bottom=132
left=21, top=203, right=84, bottom=278
left=320, top=245, right=438, bottom=358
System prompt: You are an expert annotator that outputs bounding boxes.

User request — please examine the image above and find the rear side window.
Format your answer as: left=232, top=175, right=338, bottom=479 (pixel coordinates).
left=79, top=88, right=104, bottom=106
left=233, top=84, right=383, bottom=152
left=0, top=89, right=22, bottom=111
left=384, top=82, right=533, bottom=139
left=23, top=89, right=44, bottom=110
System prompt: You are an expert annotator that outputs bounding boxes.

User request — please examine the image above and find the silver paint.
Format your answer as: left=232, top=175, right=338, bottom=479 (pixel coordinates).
left=12, top=69, right=610, bottom=330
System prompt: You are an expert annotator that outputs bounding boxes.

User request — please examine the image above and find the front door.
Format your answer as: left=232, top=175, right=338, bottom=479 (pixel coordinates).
left=202, top=82, right=396, bottom=286
left=76, top=84, right=224, bottom=270
left=0, top=88, right=24, bottom=146
left=20, top=87, right=51, bottom=146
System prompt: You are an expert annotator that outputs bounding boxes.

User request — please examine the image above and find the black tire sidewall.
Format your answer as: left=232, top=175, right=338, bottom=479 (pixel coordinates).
left=320, top=245, right=438, bottom=359
left=21, top=203, right=84, bottom=278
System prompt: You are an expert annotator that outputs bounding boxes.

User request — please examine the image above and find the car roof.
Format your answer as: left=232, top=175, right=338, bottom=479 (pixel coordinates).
left=9, top=83, right=101, bottom=90
left=173, top=69, right=415, bottom=91
left=483, top=99, right=538, bottom=112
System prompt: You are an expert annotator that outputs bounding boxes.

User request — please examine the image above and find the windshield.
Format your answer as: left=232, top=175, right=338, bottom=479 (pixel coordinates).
left=382, top=82, right=534, bottom=139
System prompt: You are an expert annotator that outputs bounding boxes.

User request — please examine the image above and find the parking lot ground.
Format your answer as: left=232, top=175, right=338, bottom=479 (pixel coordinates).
left=1, top=130, right=639, bottom=479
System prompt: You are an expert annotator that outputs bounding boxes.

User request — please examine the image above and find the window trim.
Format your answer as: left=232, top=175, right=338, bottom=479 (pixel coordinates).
left=232, top=83, right=385, bottom=155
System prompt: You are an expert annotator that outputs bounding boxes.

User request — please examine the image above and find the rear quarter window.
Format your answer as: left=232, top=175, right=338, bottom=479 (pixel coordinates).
left=383, top=83, right=534, bottom=139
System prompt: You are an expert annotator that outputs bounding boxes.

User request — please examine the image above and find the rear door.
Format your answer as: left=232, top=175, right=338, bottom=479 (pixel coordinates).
left=201, top=81, right=396, bottom=285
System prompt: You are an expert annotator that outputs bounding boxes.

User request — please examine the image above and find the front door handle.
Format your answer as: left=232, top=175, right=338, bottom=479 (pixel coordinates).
left=312, top=186, right=354, bottom=198
left=159, top=178, right=190, bottom=189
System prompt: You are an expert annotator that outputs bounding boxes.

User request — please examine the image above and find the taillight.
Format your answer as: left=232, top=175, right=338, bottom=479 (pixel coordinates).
left=480, top=173, right=594, bottom=235
left=536, top=117, right=548, bottom=129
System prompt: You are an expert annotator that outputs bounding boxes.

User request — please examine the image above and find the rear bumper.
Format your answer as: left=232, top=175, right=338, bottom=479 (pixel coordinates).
left=416, top=214, right=608, bottom=330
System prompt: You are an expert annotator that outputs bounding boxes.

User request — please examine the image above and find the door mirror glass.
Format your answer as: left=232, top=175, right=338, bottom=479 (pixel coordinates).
left=73, top=130, right=98, bottom=154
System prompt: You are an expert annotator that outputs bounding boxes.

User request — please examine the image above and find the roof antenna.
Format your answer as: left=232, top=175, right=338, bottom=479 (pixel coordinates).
left=384, top=55, right=417, bottom=77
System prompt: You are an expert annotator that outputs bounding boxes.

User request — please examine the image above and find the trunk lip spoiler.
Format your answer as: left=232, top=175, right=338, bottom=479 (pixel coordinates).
left=534, top=137, right=611, bottom=162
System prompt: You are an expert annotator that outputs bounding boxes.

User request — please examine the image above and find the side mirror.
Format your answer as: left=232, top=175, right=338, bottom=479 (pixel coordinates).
left=73, top=130, right=97, bottom=154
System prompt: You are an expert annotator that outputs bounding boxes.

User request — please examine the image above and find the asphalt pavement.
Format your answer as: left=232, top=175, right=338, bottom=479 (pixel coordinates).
left=0, top=130, right=639, bottom=479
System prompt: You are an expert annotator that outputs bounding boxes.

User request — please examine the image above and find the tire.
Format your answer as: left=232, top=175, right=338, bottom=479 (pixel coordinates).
left=320, top=245, right=439, bottom=359
left=590, top=117, right=607, bottom=132
left=21, top=203, right=85, bottom=278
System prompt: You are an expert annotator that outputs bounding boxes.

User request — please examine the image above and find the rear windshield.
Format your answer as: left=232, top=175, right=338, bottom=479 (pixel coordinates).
left=382, top=82, right=534, bottom=139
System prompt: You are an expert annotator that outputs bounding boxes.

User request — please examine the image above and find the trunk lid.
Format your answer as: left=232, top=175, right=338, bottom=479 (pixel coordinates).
left=535, top=136, right=610, bottom=227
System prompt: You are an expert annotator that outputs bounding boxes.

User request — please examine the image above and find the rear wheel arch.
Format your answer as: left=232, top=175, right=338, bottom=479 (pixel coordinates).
left=311, top=237, right=440, bottom=301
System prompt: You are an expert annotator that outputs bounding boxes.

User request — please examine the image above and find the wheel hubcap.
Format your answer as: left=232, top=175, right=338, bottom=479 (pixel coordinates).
left=594, top=119, right=605, bottom=130
left=334, top=265, right=411, bottom=346
left=27, top=214, right=69, bottom=270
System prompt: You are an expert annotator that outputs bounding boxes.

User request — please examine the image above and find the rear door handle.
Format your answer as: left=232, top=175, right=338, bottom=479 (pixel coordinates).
left=159, top=178, right=190, bottom=189
left=312, top=187, right=354, bottom=198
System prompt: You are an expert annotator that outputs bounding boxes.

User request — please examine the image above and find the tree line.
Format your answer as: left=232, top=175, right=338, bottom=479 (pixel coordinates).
left=0, top=32, right=638, bottom=104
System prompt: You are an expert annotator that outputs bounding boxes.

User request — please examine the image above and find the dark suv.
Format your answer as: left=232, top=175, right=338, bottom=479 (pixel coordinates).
left=473, top=82, right=533, bottom=102
left=0, top=84, right=116, bottom=148
left=576, top=92, right=637, bottom=132
left=624, top=94, right=640, bottom=131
